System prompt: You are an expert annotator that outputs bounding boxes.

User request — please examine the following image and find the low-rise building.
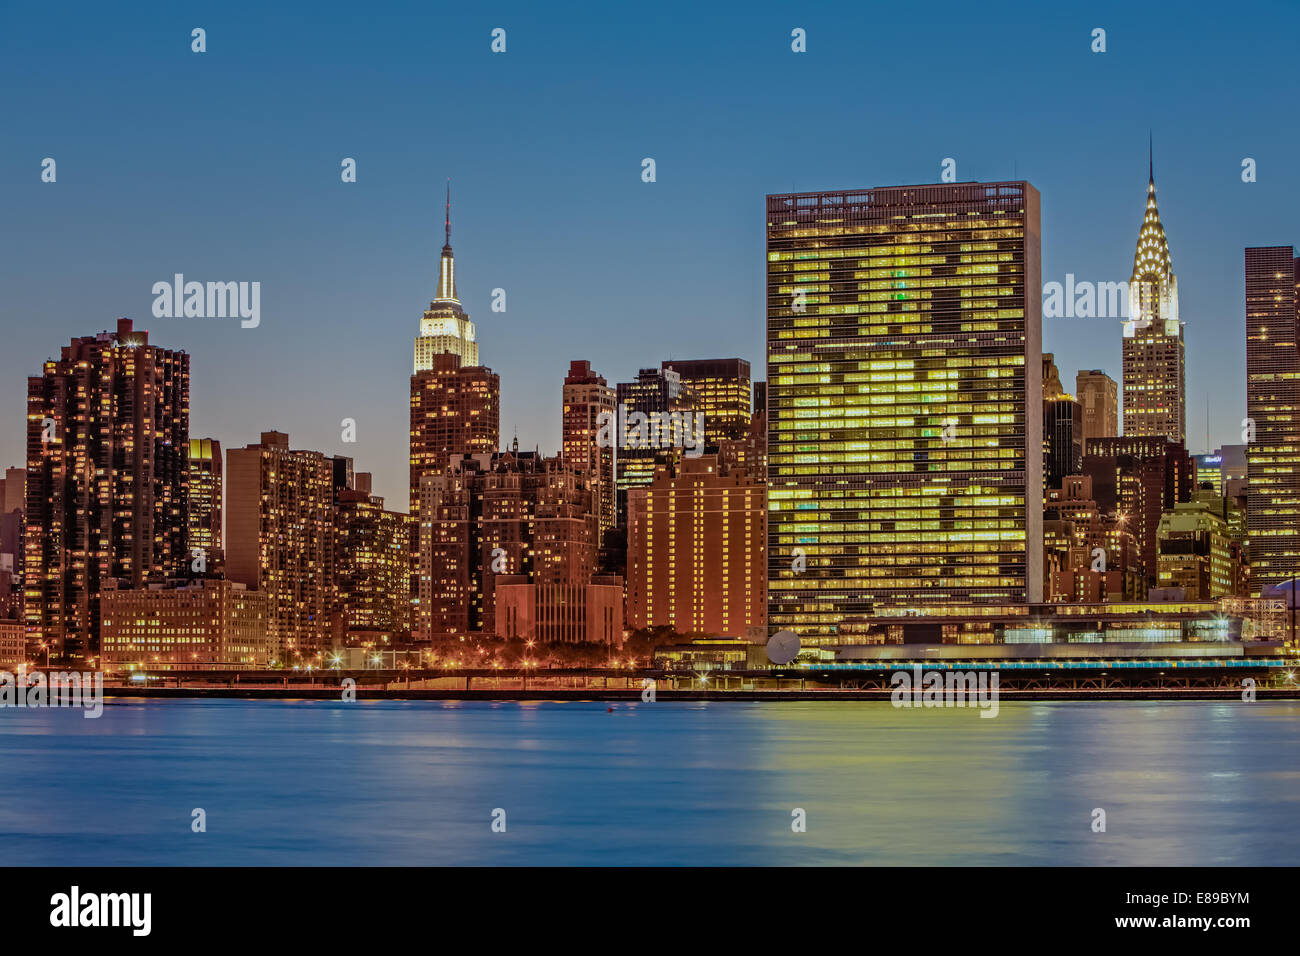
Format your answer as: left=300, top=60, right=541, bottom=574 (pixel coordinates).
left=100, top=579, right=273, bottom=671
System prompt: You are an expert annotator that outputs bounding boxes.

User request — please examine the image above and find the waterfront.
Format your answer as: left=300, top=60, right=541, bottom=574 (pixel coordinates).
left=3, top=699, right=1298, bottom=866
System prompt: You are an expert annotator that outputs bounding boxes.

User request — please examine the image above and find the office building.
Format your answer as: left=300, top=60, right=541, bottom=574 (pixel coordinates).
left=661, top=358, right=752, bottom=442
left=767, top=181, right=1044, bottom=642
left=1042, top=355, right=1082, bottom=492
left=1244, top=245, right=1300, bottom=593
left=1156, top=492, right=1239, bottom=600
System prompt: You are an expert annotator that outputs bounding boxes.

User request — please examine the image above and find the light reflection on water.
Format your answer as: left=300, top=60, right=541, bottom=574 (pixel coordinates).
left=1, top=698, right=1296, bottom=865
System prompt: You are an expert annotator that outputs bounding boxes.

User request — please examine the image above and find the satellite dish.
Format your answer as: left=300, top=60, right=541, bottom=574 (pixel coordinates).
left=766, top=629, right=800, bottom=665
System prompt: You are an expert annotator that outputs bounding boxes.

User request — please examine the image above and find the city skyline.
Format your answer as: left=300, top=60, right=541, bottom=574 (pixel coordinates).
left=6, top=2, right=1300, bottom=510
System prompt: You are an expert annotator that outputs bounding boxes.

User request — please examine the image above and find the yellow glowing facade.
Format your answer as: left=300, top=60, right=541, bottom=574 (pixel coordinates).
left=766, top=183, right=1043, bottom=643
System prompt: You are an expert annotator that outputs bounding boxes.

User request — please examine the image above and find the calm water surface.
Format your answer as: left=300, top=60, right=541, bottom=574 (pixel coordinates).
left=2, top=698, right=1297, bottom=865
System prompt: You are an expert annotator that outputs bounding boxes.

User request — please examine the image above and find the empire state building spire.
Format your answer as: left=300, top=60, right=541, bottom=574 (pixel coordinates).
left=1122, top=143, right=1186, bottom=444
left=434, top=180, right=459, bottom=304
left=414, top=180, right=478, bottom=371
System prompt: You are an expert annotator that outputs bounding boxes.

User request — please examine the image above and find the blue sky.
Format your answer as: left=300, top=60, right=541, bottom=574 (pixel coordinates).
left=3, top=0, right=1298, bottom=509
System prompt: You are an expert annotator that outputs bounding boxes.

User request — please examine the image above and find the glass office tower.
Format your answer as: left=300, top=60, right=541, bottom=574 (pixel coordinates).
left=766, top=182, right=1043, bottom=642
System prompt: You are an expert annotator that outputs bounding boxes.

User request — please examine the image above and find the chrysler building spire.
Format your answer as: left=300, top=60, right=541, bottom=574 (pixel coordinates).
left=1122, top=145, right=1186, bottom=443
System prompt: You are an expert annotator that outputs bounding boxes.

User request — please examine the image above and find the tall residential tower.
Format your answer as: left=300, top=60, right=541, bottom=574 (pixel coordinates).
left=25, top=319, right=190, bottom=658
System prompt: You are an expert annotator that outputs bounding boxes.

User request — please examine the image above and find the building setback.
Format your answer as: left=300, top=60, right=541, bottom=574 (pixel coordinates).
left=626, top=455, right=766, bottom=639
left=1244, top=245, right=1300, bottom=593
left=226, top=432, right=336, bottom=658
left=766, top=182, right=1044, bottom=643
left=25, top=318, right=190, bottom=658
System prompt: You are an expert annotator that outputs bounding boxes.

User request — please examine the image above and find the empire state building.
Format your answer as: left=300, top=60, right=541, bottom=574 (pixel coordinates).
left=1121, top=152, right=1186, bottom=443
left=414, top=185, right=479, bottom=370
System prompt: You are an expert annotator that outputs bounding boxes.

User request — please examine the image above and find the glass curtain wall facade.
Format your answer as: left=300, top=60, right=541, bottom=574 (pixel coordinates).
left=766, top=182, right=1043, bottom=642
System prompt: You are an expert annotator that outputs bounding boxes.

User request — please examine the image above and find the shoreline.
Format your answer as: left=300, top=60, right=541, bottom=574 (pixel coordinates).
left=101, top=686, right=1300, bottom=703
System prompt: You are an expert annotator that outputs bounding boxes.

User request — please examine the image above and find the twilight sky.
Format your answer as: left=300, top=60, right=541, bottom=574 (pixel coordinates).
left=3, top=0, right=1299, bottom=510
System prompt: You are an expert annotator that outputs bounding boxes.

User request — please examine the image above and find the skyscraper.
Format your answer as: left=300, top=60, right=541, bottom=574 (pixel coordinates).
left=766, top=182, right=1043, bottom=642
left=1122, top=159, right=1186, bottom=443
left=1244, top=245, right=1300, bottom=593
left=1042, top=354, right=1082, bottom=492
left=562, top=360, right=616, bottom=538
left=187, top=438, right=223, bottom=569
left=25, top=318, right=190, bottom=658
left=226, top=431, right=336, bottom=657
left=1044, top=395, right=1083, bottom=493
left=413, top=184, right=478, bottom=370
left=661, top=358, right=752, bottom=442
left=1075, top=369, right=1119, bottom=446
